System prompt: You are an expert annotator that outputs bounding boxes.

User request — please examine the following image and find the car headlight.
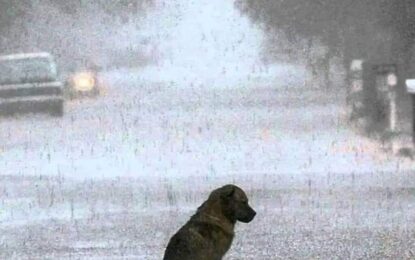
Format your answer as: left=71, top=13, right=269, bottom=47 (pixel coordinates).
left=72, top=72, right=95, bottom=92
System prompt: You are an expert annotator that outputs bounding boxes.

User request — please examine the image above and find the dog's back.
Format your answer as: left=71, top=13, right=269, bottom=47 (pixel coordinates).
left=163, top=215, right=233, bottom=260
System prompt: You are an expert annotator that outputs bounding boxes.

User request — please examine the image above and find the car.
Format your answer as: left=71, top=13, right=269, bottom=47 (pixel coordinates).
left=0, top=52, right=64, bottom=117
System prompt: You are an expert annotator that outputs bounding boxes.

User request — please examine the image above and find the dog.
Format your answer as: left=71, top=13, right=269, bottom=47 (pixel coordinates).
left=163, top=184, right=256, bottom=260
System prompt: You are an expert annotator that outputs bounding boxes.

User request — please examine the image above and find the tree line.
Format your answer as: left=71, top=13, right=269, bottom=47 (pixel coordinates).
left=236, top=0, right=415, bottom=84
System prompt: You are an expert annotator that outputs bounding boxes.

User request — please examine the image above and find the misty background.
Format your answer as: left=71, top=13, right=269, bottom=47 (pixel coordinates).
left=0, top=0, right=342, bottom=87
left=1, top=0, right=415, bottom=259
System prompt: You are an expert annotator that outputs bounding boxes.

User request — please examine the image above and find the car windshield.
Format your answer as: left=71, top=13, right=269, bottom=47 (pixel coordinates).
left=0, top=56, right=57, bottom=85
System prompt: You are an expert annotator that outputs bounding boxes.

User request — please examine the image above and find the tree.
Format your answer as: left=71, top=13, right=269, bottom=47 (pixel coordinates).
left=0, top=0, right=33, bottom=51
left=236, top=0, right=415, bottom=87
left=50, top=0, right=155, bottom=23
left=235, top=0, right=351, bottom=88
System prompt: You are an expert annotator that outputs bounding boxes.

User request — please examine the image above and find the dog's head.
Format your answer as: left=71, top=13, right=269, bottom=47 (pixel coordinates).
left=216, top=184, right=256, bottom=223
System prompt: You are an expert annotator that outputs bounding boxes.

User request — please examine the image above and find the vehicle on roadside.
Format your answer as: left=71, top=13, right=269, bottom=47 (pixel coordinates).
left=0, top=52, right=64, bottom=117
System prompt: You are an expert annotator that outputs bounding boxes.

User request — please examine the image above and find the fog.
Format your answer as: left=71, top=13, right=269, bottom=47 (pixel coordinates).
left=137, top=0, right=305, bottom=87
left=3, top=0, right=304, bottom=87
left=149, top=1, right=262, bottom=71
left=0, top=0, right=414, bottom=259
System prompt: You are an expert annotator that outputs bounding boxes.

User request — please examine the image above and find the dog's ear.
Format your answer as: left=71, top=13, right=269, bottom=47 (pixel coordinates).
left=220, top=185, right=235, bottom=198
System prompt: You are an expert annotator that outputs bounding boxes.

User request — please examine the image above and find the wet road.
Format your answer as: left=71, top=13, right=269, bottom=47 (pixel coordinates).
left=0, top=67, right=414, bottom=259
left=0, top=67, right=410, bottom=179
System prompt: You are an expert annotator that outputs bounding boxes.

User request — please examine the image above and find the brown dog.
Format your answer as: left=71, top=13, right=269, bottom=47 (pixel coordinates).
left=163, top=184, right=256, bottom=260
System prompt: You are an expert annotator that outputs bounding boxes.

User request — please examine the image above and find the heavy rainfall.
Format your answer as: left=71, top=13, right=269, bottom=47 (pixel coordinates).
left=0, top=0, right=414, bottom=259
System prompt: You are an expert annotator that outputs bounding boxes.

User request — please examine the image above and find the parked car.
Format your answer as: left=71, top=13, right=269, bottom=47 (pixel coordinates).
left=0, top=52, right=64, bottom=116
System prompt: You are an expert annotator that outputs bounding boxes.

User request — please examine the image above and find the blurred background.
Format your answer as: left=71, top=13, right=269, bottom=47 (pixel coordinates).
left=0, top=1, right=415, bottom=259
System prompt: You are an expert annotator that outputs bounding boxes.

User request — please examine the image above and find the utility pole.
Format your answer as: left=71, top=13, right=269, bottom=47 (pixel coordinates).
left=387, top=73, right=398, bottom=133
left=405, top=79, right=415, bottom=145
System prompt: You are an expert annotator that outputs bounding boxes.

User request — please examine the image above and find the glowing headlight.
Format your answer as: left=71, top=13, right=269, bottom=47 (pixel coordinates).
left=72, top=72, right=95, bottom=92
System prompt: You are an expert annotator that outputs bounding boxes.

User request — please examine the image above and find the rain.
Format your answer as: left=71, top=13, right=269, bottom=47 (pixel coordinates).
left=0, top=0, right=414, bottom=259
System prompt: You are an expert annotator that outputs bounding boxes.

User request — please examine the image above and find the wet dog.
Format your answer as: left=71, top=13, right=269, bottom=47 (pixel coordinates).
left=163, top=184, right=256, bottom=260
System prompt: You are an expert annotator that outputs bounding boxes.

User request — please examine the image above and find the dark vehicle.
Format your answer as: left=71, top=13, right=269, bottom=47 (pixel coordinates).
left=0, top=52, right=64, bottom=116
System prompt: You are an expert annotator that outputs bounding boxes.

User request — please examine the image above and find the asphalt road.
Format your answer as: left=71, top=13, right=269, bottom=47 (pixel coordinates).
left=0, top=67, right=410, bottom=179
left=0, top=67, right=414, bottom=259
